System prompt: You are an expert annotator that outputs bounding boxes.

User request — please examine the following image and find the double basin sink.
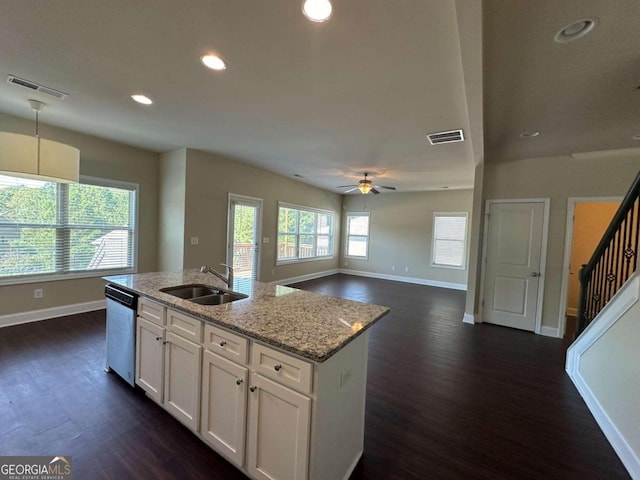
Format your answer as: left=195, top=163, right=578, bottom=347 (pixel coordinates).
left=160, top=284, right=248, bottom=305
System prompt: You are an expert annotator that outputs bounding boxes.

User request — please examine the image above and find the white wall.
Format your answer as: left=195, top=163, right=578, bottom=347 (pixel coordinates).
left=341, top=189, right=473, bottom=287
left=567, top=272, right=640, bottom=478
left=158, top=149, right=186, bottom=271
left=172, top=148, right=342, bottom=282
left=468, top=152, right=639, bottom=331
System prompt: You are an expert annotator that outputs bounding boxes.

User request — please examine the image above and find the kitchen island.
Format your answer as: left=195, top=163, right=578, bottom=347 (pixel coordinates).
left=104, top=270, right=389, bottom=480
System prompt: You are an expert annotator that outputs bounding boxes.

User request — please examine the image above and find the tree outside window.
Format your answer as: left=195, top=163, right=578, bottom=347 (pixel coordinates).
left=345, top=212, right=370, bottom=258
left=0, top=174, right=137, bottom=283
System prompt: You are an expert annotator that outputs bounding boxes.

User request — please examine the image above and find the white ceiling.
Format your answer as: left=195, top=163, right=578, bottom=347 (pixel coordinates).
left=1, top=1, right=635, bottom=195
left=484, top=0, right=640, bottom=162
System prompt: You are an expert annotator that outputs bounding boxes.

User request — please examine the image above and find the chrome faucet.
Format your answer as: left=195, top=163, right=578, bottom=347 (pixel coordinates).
left=200, top=264, right=234, bottom=289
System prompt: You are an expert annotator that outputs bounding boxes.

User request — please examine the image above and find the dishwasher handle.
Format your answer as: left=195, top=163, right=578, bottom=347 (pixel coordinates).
left=105, top=284, right=138, bottom=309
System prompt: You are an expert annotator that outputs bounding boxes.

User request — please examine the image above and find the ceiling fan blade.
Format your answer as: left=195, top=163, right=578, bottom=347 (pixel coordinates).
left=343, top=187, right=359, bottom=193
left=370, top=188, right=380, bottom=195
left=376, top=185, right=396, bottom=190
left=336, top=184, right=358, bottom=188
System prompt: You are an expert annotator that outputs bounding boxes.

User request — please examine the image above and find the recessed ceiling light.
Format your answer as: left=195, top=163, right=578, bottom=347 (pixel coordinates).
left=302, top=0, right=332, bottom=22
left=554, top=18, right=597, bottom=43
left=632, top=134, right=640, bottom=141
left=520, top=131, right=540, bottom=138
left=201, top=54, right=227, bottom=71
left=131, top=94, right=153, bottom=105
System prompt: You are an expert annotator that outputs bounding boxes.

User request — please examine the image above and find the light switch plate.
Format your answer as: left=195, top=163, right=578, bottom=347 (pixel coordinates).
left=262, top=237, right=269, bottom=244
left=190, top=237, right=199, bottom=245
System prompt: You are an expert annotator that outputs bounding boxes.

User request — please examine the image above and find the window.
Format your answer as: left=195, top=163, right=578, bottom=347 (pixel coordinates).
left=432, top=213, right=468, bottom=269
left=277, top=203, right=334, bottom=263
left=345, top=212, right=370, bottom=258
left=0, top=174, right=137, bottom=284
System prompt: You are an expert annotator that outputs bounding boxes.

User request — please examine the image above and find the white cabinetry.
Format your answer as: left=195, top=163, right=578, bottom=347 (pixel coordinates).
left=201, top=349, right=248, bottom=467
left=135, top=317, right=165, bottom=404
left=164, top=330, right=202, bottom=431
left=134, top=298, right=371, bottom=480
left=136, top=298, right=202, bottom=432
left=247, top=372, right=311, bottom=480
left=136, top=298, right=166, bottom=404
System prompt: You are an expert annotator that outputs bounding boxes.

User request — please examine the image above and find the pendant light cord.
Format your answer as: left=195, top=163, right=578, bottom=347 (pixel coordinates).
left=34, top=108, right=41, bottom=173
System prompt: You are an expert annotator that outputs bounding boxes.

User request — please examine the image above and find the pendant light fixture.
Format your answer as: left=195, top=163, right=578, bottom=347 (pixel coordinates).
left=0, top=99, right=79, bottom=183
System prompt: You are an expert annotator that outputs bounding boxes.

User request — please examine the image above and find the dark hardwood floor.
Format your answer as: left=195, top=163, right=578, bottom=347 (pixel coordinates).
left=0, top=274, right=630, bottom=479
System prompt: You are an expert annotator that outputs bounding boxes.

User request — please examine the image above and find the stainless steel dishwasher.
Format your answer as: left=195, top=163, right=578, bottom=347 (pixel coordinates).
left=105, top=284, right=138, bottom=387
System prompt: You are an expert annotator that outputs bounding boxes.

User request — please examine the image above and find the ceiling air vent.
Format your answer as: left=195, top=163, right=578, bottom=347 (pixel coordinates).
left=426, top=129, right=464, bottom=145
left=6, top=75, right=69, bottom=100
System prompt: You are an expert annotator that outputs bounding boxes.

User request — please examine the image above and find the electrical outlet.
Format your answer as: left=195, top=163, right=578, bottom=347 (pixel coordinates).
left=339, top=367, right=352, bottom=388
left=404, top=267, right=409, bottom=272
left=34, top=288, right=43, bottom=299
left=263, top=237, right=270, bottom=244
left=391, top=265, right=396, bottom=271
left=271, top=269, right=275, bottom=276
left=190, top=237, right=199, bottom=245
left=344, top=261, right=348, bottom=267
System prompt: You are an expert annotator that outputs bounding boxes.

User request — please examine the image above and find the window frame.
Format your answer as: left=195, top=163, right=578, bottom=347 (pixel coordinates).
left=344, top=212, right=370, bottom=260
left=276, top=202, right=335, bottom=265
left=431, top=212, right=468, bottom=270
left=0, top=175, right=139, bottom=286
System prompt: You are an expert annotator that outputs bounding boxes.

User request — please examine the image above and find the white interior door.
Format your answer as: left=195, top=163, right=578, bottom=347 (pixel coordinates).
left=483, top=201, right=547, bottom=332
left=227, top=195, right=262, bottom=281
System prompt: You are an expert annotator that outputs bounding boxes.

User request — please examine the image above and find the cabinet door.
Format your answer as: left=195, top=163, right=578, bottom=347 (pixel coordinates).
left=247, top=373, right=311, bottom=480
left=136, top=317, right=165, bottom=403
left=201, top=350, right=248, bottom=467
left=164, top=331, right=202, bottom=431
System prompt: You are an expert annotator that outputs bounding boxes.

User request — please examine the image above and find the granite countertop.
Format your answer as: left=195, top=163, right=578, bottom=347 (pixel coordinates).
left=103, top=269, right=390, bottom=362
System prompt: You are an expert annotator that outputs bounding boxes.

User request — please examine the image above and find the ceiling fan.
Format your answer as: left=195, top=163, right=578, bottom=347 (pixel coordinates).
left=337, top=172, right=396, bottom=195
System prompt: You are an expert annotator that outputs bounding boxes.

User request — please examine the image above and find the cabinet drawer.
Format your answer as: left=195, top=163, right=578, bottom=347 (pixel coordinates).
left=138, top=297, right=166, bottom=326
left=203, top=324, right=248, bottom=365
left=251, top=343, right=313, bottom=394
left=167, top=309, right=203, bottom=343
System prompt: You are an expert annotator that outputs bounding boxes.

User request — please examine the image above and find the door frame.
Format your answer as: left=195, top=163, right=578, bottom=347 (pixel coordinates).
left=227, top=193, right=263, bottom=281
left=557, top=196, right=623, bottom=338
left=478, top=198, right=550, bottom=335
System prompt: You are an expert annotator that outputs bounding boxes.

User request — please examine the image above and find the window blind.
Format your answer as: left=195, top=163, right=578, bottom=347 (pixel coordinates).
left=0, top=174, right=137, bottom=282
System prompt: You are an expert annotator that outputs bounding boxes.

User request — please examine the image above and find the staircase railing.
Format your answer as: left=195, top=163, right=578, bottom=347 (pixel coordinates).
left=576, top=170, right=640, bottom=336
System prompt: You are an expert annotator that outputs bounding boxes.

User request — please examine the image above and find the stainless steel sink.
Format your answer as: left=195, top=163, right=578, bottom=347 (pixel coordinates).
left=160, top=284, right=248, bottom=305
left=190, top=291, right=248, bottom=305
left=160, top=284, right=223, bottom=299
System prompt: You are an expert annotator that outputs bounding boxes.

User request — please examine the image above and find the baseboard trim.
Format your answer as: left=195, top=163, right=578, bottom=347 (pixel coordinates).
left=462, top=313, right=475, bottom=324
left=278, top=269, right=340, bottom=286
left=566, top=273, right=640, bottom=479
left=571, top=369, right=640, bottom=479
left=0, top=300, right=106, bottom=328
left=338, top=269, right=467, bottom=291
left=539, top=326, right=560, bottom=338
left=341, top=450, right=363, bottom=480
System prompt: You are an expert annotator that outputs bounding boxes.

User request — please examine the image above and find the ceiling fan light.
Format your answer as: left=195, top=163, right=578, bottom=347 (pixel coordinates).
left=358, top=183, right=372, bottom=194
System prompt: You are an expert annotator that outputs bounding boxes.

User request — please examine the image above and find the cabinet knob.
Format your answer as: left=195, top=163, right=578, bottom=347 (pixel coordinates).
left=249, top=386, right=257, bottom=393
left=236, top=378, right=243, bottom=386
left=163, top=341, right=169, bottom=345
left=219, top=340, right=227, bottom=347
left=155, top=336, right=161, bottom=341
left=274, top=364, right=282, bottom=372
